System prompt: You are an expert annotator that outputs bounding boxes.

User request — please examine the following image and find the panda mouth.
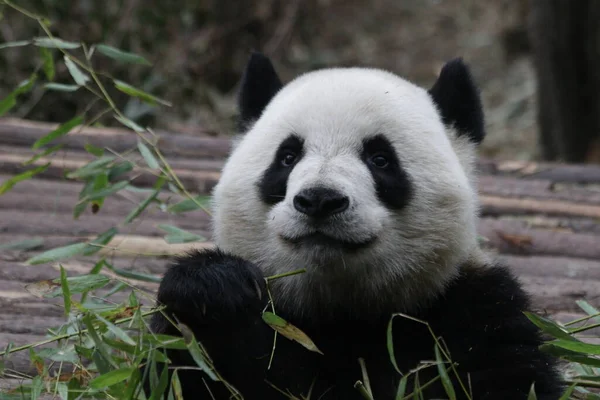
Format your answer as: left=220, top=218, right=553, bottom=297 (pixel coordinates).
left=280, top=232, right=376, bottom=251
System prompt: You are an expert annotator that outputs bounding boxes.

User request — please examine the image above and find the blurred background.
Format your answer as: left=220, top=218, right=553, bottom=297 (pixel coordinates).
left=1, top=0, right=599, bottom=163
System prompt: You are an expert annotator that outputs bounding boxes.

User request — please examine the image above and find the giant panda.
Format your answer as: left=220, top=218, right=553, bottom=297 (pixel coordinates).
left=148, top=52, right=564, bottom=399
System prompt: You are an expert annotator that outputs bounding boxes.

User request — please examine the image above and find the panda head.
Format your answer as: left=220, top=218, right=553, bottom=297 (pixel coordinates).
left=211, top=53, right=486, bottom=314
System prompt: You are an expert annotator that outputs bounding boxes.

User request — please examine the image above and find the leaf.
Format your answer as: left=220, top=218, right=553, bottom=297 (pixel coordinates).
left=57, top=382, right=69, bottom=400
left=558, top=384, right=576, bottom=400
left=66, top=155, right=115, bottom=179
left=60, top=265, right=72, bottom=316
left=0, top=237, right=44, bottom=251
left=63, top=55, right=89, bottom=86
left=576, top=300, right=600, bottom=323
left=0, top=74, right=37, bottom=117
left=539, top=343, right=600, bottom=367
left=395, top=375, right=409, bottom=400
left=171, top=370, right=184, bottom=400
left=44, top=83, right=80, bottom=92
left=124, top=181, right=164, bottom=224
left=84, top=143, right=104, bottom=157
left=138, top=140, right=161, bottom=169
left=114, top=114, right=144, bottom=132
left=387, top=314, right=402, bottom=374
left=549, top=339, right=600, bottom=355
left=107, top=266, right=161, bottom=283
left=262, top=312, right=323, bottom=355
left=107, top=161, right=134, bottom=180
left=89, top=367, right=135, bottom=389
left=167, top=196, right=211, bottom=214
left=25, top=274, right=111, bottom=298
left=32, top=115, right=83, bottom=149
left=523, top=312, right=577, bottom=341
left=83, top=227, right=118, bottom=256
left=96, top=44, right=151, bottom=65
left=0, top=95, right=16, bottom=117
left=34, top=37, right=81, bottom=49
left=39, top=47, right=55, bottom=81
left=179, top=323, right=218, bottom=381
left=84, top=180, right=129, bottom=201
left=25, top=242, right=88, bottom=265
left=82, top=314, right=119, bottom=368
left=0, top=40, right=31, bottom=49
left=527, top=383, right=538, bottom=400
left=0, top=163, right=50, bottom=195
left=114, top=80, right=171, bottom=106
left=434, top=344, right=456, bottom=400
left=158, top=224, right=206, bottom=244
left=95, top=314, right=136, bottom=346
left=22, top=144, right=64, bottom=166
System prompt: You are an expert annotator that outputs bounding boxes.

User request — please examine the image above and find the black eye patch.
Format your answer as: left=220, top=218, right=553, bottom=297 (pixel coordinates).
left=257, top=135, right=305, bottom=205
left=361, top=134, right=413, bottom=209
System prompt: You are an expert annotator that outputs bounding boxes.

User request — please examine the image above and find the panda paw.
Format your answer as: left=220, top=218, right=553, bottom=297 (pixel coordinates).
left=151, top=248, right=268, bottom=331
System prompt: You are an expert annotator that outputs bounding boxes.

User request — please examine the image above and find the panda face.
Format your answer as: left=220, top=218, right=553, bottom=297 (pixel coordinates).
left=211, top=54, right=485, bottom=312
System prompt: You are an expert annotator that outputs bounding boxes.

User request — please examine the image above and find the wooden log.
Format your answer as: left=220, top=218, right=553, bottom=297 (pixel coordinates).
left=479, top=159, right=600, bottom=182
left=0, top=209, right=211, bottom=238
left=498, top=254, right=600, bottom=281
left=478, top=218, right=600, bottom=260
left=0, top=117, right=232, bottom=159
left=480, top=195, right=600, bottom=219
left=0, top=152, right=221, bottom=194
left=477, top=175, right=600, bottom=205
left=0, top=144, right=226, bottom=172
left=0, top=184, right=211, bottom=221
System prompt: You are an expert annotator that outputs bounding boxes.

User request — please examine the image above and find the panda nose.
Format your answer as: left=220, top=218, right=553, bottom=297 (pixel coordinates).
left=293, top=188, right=349, bottom=218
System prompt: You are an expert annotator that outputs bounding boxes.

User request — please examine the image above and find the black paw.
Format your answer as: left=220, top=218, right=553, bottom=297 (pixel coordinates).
left=151, top=248, right=268, bottom=331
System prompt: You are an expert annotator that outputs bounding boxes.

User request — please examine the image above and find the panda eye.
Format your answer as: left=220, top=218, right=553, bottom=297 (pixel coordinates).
left=280, top=152, right=297, bottom=167
left=370, top=154, right=389, bottom=168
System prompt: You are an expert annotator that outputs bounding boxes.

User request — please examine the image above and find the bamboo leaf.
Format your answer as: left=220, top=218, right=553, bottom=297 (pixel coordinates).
left=0, top=40, right=31, bottom=49
left=59, top=265, right=72, bottom=316
left=84, top=180, right=129, bottom=201
left=22, top=144, right=64, bottom=165
left=157, top=224, right=206, bottom=244
left=124, top=180, right=164, bottom=224
left=523, top=311, right=577, bottom=341
left=96, top=44, right=151, bottom=65
left=434, top=344, right=456, bottom=400
left=44, top=83, right=80, bottom=92
left=0, top=237, right=44, bottom=251
left=0, top=163, right=50, bottom=195
left=32, top=115, right=83, bottom=149
left=39, top=47, right=55, bottom=81
left=138, top=140, right=160, bottom=169
left=114, top=114, right=145, bottom=132
left=167, top=196, right=211, bottom=214
left=34, top=37, right=81, bottom=49
left=114, top=80, right=171, bottom=106
left=262, top=312, right=323, bottom=355
left=63, top=56, right=89, bottom=85
left=25, top=242, right=88, bottom=265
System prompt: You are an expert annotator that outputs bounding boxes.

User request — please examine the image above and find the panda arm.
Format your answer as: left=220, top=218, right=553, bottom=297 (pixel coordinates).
left=148, top=249, right=282, bottom=398
left=433, top=264, right=565, bottom=400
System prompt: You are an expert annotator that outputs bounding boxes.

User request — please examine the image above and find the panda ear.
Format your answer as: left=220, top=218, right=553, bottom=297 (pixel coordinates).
left=238, top=52, right=283, bottom=127
left=428, top=58, right=485, bottom=145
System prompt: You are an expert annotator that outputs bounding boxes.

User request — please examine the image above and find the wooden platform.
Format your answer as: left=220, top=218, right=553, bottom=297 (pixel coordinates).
left=1, top=118, right=600, bottom=381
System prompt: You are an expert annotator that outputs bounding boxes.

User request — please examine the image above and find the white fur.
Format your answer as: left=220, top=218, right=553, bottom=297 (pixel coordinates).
left=211, top=67, right=481, bottom=315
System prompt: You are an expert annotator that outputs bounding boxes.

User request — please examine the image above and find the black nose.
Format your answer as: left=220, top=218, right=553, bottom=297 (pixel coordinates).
left=293, top=187, right=349, bottom=218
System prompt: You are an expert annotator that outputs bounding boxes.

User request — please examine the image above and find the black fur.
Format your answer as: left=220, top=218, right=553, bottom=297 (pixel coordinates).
left=148, top=249, right=564, bottom=399
left=257, top=134, right=304, bottom=205
left=238, top=52, right=283, bottom=130
left=428, top=58, right=486, bottom=144
left=361, top=134, right=413, bottom=210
